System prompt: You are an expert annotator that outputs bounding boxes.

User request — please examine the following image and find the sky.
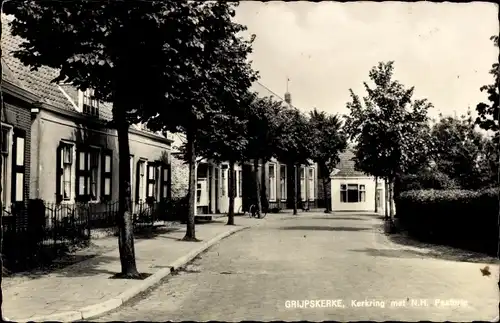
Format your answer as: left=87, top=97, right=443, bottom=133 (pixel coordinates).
left=234, top=1, right=499, bottom=121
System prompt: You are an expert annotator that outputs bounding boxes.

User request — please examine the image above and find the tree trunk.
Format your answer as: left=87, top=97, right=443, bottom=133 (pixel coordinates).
left=384, top=179, right=389, bottom=220
left=183, top=128, right=198, bottom=241
left=388, top=179, right=395, bottom=219
left=374, top=176, right=378, bottom=213
left=252, top=158, right=262, bottom=216
left=322, top=176, right=331, bottom=213
left=227, top=160, right=235, bottom=225
left=114, top=108, right=139, bottom=278
left=292, top=165, right=298, bottom=215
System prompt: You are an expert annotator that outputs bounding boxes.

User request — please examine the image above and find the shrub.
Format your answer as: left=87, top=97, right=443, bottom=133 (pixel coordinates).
left=397, top=169, right=459, bottom=192
left=395, top=187, right=499, bottom=255
left=164, top=195, right=189, bottom=221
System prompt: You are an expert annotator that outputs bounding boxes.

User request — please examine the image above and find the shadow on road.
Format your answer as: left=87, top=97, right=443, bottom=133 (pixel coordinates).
left=351, top=246, right=500, bottom=264
left=281, top=226, right=371, bottom=232
left=309, top=217, right=369, bottom=221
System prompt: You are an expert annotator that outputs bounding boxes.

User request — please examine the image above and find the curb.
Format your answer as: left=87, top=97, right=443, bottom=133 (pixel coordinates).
left=12, top=225, right=249, bottom=323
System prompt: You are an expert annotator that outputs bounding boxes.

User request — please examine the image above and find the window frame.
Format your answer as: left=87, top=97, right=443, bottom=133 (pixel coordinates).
left=268, top=163, right=277, bottom=202
left=0, top=124, right=13, bottom=209
left=340, top=183, right=365, bottom=203
left=299, top=166, right=306, bottom=201
left=75, top=146, right=101, bottom=202
left=135, top=159, right=147, bottom=202
left=56, top=142, right=74, bottom=203
left=81, top=88, right=100, bottom=117
left=11, top=129, right=25, bottom=203
left=280, top=165, right=287, bottom=201
left=238, top=169, right=243, bottom=198
left=308, top=167, right=315, bottom=201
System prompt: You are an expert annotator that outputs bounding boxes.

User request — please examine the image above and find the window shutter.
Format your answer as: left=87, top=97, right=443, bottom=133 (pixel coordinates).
left=56, top=144, right=63, bottom=203
left=101, top=150, right=112, bottom=201
left=146, top=162, right=150, bottom=198
left=75, top=148, right=88, bottom=202
left=135, top=160, right=141, bottom=202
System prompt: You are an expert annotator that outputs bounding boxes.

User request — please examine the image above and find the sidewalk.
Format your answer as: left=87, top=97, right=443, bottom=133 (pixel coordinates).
left=3, top=216, right=263, bottom=322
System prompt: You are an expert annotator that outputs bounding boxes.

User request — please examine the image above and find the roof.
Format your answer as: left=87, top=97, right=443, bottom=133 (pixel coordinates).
left=1, top=15, right=167, bottom=141
left=332, top=148, right=368, bottom=177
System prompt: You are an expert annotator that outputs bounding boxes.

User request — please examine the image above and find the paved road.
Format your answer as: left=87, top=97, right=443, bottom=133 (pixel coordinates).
left=96, top=212, right=498, bottom=322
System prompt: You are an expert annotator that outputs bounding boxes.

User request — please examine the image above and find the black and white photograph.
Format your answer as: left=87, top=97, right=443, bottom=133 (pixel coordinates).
left=0, top=1, right=498, bottom=322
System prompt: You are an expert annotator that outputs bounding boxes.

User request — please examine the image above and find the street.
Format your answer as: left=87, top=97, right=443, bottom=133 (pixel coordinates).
left=96, top=212, right=498, bottom=322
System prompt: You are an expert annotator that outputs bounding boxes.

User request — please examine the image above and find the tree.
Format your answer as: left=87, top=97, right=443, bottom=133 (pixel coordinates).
left=275, top=107, right=313, bottom=215
left=4, top=0, right=244, bottom=275
left=430, top=111, right=488, bottom=189
left=140, top=2, right=257, bottom=237
left=344, top=61, right=432, bottom=220
left=476, top=35, right=499, bottom=136
left=244, top=95, right=287, bottom=216
left=195, top=91, right=253, bottom=225
left=309, top=109, right=347, bottom=213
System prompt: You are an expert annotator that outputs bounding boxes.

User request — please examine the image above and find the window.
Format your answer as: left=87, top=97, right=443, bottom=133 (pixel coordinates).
left=340, top=184, right=366, bottom=203
left=300, top=167, right=305, bottom=201
left=1, top=126, right=10, bottom=207
left=101, top=151, right=112, bottom=201
left=280, top=165, right=287, bottom=200
left=81, top=89, right=99, bottom=117
left=11, top=130, right=25, bottom=202
left=76, top=148, right=100, bottom=202
left=238, top=170, right=242, bottom=197
left=136, top=160, right=146, bottom=202
left=196, top=182, right=202, bottom=203
left=161, top=165, right=169, bottom=199
left=221, top=169, right=226, bottom=196
left=308, top=168, right=315, bottom=201
left=129, top=155, right=134, bottom=194
left=268, top=164, right=276, bottom=201
left=56, top=143, right=73, bottom=202
left=146, top=163, right=156, bottom=199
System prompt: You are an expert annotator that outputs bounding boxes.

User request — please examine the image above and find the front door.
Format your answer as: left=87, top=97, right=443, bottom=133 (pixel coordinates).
left=197, top=178, right=209, bottom=207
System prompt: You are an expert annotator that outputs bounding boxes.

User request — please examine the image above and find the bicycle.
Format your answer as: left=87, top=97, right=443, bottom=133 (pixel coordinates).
left=249, top=204, right=267, bottom=219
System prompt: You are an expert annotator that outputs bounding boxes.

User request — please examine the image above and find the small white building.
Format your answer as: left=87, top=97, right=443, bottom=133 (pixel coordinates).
left=330, top=150, right=385, bottom=213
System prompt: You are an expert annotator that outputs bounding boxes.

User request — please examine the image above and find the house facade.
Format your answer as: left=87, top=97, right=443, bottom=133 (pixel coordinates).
left=330, top=149, right=385, bottom=213
left=2, top=18, right=173, bottom=225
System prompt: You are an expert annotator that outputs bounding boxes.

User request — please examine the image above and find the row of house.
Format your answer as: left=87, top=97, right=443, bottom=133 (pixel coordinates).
left=170, top=82, right=386, bottom=216
left=1, top=17, right=173, bottom=228
left=1, top=17, right=384, bottom=231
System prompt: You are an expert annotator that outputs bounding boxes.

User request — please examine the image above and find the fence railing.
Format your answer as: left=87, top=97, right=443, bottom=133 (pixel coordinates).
left=1, top=198, right=180, bottom=272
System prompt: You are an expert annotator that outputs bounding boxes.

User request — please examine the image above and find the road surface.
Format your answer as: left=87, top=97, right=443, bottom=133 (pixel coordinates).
left=96, top=211, right=498, bottom=322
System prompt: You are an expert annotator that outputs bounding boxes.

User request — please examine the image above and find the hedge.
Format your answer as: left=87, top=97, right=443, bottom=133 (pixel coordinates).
left=397, top=170, right=459, bottom=192
left=395, top=187, right=499, bottom=256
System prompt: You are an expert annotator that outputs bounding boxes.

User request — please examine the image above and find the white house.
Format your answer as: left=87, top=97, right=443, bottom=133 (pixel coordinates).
left=330, top=149, right=385, bottom=213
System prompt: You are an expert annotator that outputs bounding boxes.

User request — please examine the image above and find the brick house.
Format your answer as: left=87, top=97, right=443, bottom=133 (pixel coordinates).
left=1, top=40, right=37, bottom=228
left=2, top=18, right=173, bottom=226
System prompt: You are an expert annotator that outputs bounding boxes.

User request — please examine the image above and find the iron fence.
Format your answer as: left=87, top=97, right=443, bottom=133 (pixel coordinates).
left=1, top=198, right=178, bottom=271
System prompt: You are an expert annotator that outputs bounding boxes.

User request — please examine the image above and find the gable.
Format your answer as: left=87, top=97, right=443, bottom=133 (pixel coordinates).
left=332, top=149, right=367, bottom=177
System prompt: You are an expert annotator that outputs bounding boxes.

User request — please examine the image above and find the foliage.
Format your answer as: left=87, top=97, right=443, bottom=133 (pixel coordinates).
left=309, top=109, right=348, bottom=181
left=244, top=94, right=288, bottom=163
left=396, top=188, right=498, bottom=256
left=274, top=107, right=313, bottom=166
left=397, top=169, right=459, bottom=192
left=475, top=35, right=499, bottom=135
left=430, top=111, right=492, bottom=189
left=141, top=1, right=258, bottom=137
left=343, top=61, right=433, bottom=180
